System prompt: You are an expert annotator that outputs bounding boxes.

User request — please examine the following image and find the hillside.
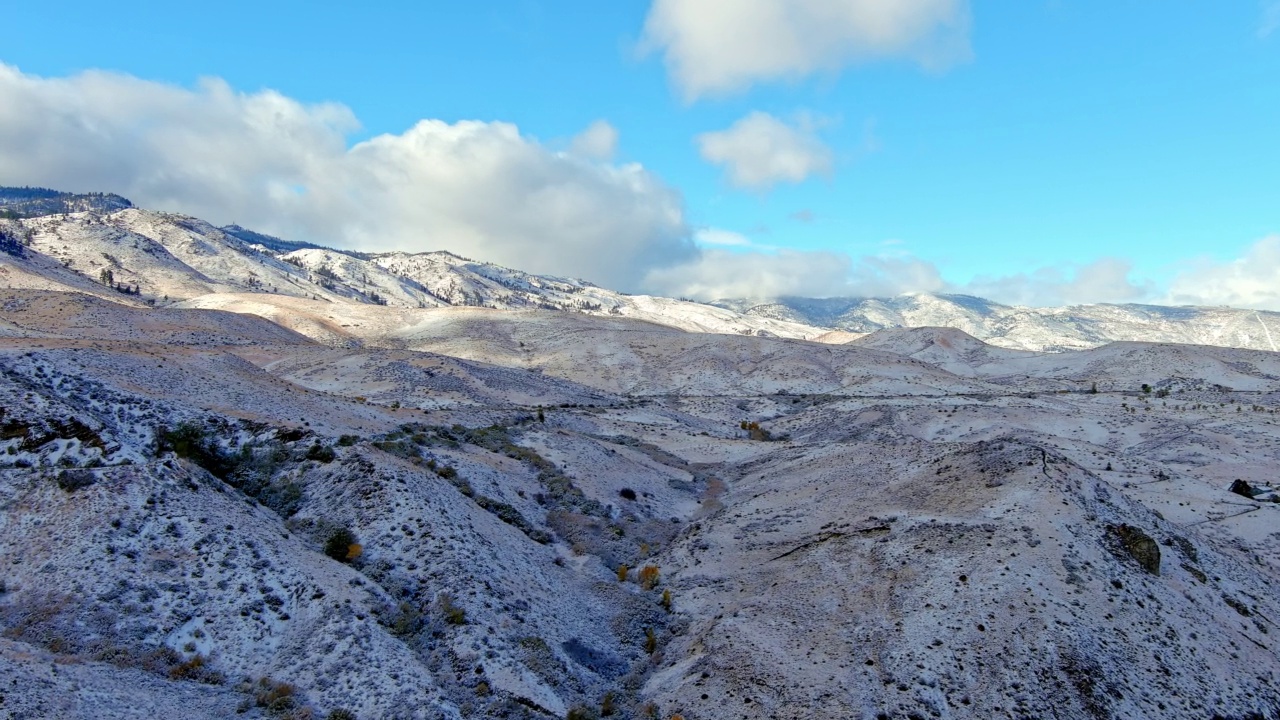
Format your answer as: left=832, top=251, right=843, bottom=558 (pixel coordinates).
left=3, top=188, right=1280, bottom=354
left=0, top=286, right=1277, bottom=718
left=0, top=198, right=831, bottom=342
left=0, top=186, right=132, bottom=217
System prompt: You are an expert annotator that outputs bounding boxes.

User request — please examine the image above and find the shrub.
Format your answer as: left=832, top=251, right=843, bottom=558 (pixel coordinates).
left=336, top=435, right=360, bottom=447
left=250, top=677, right=298, bottom=716
left=323, top=527, right=359, bottom=563
left=157, top=423, right=304, bottom=515
left=387, top=602, right=424, bottom=637
left=258, top=480, right=304, bottom=518
left=156, top=423, right=234, bottom=477
left=167, top=653, right=225, bottom=684
left=661, top=589, right=672, bottom=612
left=618, top=488, right=637, bottom=501
left=437, top=593, right=466, bottom=625
left=326, top=711, right=357, bottom=720
left=644, top=627, right=657, bottom=655
left=616, top=564, right=629, bottom=582
left=741, top=421, right=772, bottom=440
left=473, top=494, right=551, bottom=543
left=55, top=469, right=95, bottom=491
left=0, top=226, right=27, bottom=257
left=306, top=443, right=336, bottom=463
left=638, top=565, right=660, bottom=590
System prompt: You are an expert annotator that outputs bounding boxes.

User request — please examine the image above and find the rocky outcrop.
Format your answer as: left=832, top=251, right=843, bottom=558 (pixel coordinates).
left=1230, top=479, right=1256, bottom=499
left=1112, top=524, right=1161, bottom=575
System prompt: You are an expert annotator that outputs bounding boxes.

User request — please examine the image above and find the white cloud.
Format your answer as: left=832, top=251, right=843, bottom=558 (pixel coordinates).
left=0, top=64, right=694, bottom=291
left=644, top=247, right=945, bottom=300
left=652, top=241, right=1280, bottom=309
left=950, top=244, right=1280, bottom=310
left=10, top=63, right=1277, bottom=311
left=643, top=0, right=972, bottom=100
left=694, top=228, right=755, bottom=247
left=697, top=112, right=833, bottom=190
left=1164, top=235, right=1280, bottom=309
left=1261, top=1, right=1280, bottom=38
left=966, top=258, right=1152, bottom=307
left=569, top=119, right=619, bottom=161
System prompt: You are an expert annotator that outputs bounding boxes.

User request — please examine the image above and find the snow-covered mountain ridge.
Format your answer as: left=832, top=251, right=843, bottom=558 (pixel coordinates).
left=0, top=185, right=133, bottom=217
left=714, top=293, right=1280, bottom=353
left=2, top=186, right=1279, bottom=352
left=0, top=196, right=825, bottom=341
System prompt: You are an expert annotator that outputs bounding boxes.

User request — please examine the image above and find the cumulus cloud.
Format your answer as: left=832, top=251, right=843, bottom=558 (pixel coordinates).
left=11, top=65, right=1276, bottom=311
left=643, top=0, right=972, bottom=99
left=965, top=258, right=1153, bottom=307
left=644, top=247, right=945, bottom=300
left=568, top=119, right=619, bottom=160
left=697, top=112, right=833, bottom=190
left=0, top=64, right=693, bottom=290
left=1164, top=236, right=1280, bottom=309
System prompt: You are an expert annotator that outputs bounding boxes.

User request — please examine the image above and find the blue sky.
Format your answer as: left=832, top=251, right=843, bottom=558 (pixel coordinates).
left=2, top=1, right=1279, bottom=306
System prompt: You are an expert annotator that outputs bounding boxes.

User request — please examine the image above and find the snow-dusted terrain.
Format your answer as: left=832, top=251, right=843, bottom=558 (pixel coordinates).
left=3, top=188, right=1280, bottom=353
left=0, top=197, right=828, bottom=342
left=716, top=294, right=1280, bottom=353
left=1, top=192, right=1279, bottom=719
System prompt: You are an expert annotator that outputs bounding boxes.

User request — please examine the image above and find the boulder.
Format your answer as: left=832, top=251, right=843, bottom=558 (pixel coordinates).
left=1229, top=479, right=1256, bottom=499
left=1112, top=524, right=1161, bottom=575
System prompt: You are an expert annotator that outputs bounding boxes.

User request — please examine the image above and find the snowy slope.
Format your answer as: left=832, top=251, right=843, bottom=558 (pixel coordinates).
left=0, top=288, right=1278, bottom=718
left=5, top=195, right=1280, bottom=353
left=850, top=326, right=1041, bottom=377
left=720, top=292, right=1280, bottom=353
left=2, top=208, right=833, bottom=341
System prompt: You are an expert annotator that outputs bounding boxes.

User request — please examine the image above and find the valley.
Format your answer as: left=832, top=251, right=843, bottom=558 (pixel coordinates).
left=0, top=196, right=1278, bottom=718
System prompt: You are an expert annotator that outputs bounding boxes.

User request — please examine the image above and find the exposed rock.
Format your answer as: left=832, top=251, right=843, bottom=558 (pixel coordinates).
left=1229, top=479, right=1256, bottom=499
left=1112, top=524, right=1161, bottom=575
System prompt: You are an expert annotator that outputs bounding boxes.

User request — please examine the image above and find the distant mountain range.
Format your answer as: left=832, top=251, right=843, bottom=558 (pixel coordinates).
left=713, top=294, right=1280, bottom=352
left=2, top=186, right=1278, bottom=353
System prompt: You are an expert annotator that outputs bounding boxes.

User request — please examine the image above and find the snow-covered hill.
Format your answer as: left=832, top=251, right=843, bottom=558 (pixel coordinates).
left=0, top=203, right=831, bottom=341
left=4, top=188, right=1280, bottom=354
left=717, top=293, right=1280, bottom=353
left=0, top=185, right=132, bottom=217
left=1, top=286, right=1279, bottom=718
